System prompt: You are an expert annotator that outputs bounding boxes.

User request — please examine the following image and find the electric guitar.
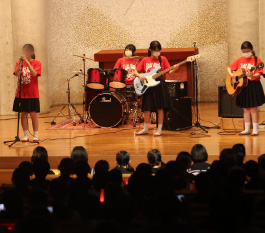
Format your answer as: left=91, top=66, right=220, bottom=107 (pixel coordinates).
left=226, top=62, right=264, bottom=95
left=134, top=55, right=200, bottom=96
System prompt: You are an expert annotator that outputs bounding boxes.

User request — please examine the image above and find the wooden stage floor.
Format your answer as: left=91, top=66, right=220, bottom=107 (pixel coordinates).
left=1, top=103, right=265, bottom=170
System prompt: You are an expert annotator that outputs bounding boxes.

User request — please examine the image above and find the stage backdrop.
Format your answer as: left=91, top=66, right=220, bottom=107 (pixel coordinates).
left=1, top=0, right=265, bottom=114
left=46, top=0, right=228, bottom=105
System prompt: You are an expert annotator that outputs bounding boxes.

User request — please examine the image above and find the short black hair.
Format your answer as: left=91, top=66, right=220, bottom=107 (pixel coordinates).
left=147, top=149, right=162, bottom=167
left=232, top=144, right=245, bottom=166
left=124, top=44, right=136, bottom=55
left=32, top=146, right=48, bottom=164
left=94, top=160, right=109, bottom=174
left=191, top=144, right=208, bottom=163
left=116, top=150, right=130, bottom=166
left=219, top=148, right=237, bottom=167
left=71, top=146, right=88, bottom=163
left=258, top=154, right=265, bottom=171
left=176, top=151, right=192, bottom=169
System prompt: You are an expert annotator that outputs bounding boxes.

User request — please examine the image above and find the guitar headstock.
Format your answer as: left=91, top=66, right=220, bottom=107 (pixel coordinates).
left=186, top=54, right=200, bottom=62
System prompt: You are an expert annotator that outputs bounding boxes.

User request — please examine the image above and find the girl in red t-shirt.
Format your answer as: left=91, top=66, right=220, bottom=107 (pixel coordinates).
left=134, top=41, right=179, bottom=136
left=228, top=41, right=264, bottom=136
left=114, top=44, right=139, bottom=85
left=13, top=44, right=42, bottom=142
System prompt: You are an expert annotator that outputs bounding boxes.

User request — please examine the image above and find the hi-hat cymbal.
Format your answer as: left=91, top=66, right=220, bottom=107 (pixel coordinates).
left=72, top=71, right=87, bottom=76
left=124, top=56, right=145, bottom=60
left=73, top=54, right=94, bottom=61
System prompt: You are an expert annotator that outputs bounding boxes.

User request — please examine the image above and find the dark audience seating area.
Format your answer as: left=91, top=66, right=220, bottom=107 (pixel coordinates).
left=0, top=144, right=265, bottom=233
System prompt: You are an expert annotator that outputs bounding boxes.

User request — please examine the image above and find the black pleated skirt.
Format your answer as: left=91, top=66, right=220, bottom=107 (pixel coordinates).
left=236, top=80, right=265, bottom=108
left=13, top=98, right=40, bottom=113
left=142, top=77, right=171, bottom=112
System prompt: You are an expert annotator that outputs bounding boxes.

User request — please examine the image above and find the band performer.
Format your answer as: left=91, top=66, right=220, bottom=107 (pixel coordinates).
left=13, top=44, right=42, bottom=142
left=227, top=41, right=264, bottom=136
left=114, top=44, right=139, bottom=86
left=134, top=40, right=179, bottom=136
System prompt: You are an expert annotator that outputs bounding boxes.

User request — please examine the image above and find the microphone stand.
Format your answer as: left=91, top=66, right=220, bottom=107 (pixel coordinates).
left=193, top=42, right=208, bottom=133
left=4, top=61, right=39, bottom=147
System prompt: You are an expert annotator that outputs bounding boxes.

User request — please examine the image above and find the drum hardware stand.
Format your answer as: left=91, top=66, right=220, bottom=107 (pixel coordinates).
left=51, top=74, right=84, bottom=126
left=193, top=41, right=208, bottom=133
left=82, top=54, right=86, bottom=123
left=4, top=61, right=39, bottom=147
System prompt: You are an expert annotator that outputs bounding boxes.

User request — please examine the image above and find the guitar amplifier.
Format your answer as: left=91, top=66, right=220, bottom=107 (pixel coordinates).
left=166, top=80, right=188, bottom=99
left=163, top=97, right=192, bottom=131
left=218, top=86, right=243, bottom=118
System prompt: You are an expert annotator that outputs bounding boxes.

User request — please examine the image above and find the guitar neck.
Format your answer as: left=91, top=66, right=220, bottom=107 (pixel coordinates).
left=153, top=60, right=188, bottom=79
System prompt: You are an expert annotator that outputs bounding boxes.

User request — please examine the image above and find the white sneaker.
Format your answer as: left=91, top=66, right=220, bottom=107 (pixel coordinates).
left=136, top=129, right=149, bottom=135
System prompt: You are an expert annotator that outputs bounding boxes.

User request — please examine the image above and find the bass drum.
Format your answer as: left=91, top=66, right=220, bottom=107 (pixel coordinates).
left=89, top=92, right=127, bottom=128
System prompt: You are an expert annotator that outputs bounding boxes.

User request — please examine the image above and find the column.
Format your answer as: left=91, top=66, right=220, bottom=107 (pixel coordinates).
left=0, top=0, right=15, bottom=115
left=227, top=0, right=260, bottom=63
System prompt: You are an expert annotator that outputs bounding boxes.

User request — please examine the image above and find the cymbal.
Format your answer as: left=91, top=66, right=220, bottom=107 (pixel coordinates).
left=124, top=56, right=145, bottom=60
left=72, top=71, right=87, bottom=76
left=73, top=54, right=94, bottom=61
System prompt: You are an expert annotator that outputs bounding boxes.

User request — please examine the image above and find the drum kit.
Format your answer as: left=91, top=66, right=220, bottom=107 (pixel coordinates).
left=51, top=54, right=143, bottom=128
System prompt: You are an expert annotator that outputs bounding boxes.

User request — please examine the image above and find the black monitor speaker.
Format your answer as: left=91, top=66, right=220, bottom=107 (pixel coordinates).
left=218, top=86, right=243, bottom=118
left=163, top=97, right=192, bottom=131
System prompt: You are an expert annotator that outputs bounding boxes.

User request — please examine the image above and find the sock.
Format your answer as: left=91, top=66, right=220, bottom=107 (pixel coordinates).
left=23, top=130, right=29, bottom=139
left=33, top=131, right=38, bottom=139
left=252, top=123, right=259, bottom=134
left=155, top=124, right=163, bottom=135
left=240, top=122, right=251, bottom=134
left=137, top=123, right=149, bottom=134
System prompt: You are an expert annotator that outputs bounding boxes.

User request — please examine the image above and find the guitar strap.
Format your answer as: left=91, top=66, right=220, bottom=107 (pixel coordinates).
left=158, top=55, right=162, bottom=67
left=255, top=56, right=265, bottom=78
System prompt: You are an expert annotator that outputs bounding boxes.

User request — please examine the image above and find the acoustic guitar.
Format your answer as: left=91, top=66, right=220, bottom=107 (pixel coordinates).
left=134, top=55, right=200, bottom=96
left=226, top=63, right=264, bottom=95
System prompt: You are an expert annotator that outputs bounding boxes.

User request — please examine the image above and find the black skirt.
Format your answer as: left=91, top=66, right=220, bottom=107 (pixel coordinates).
left=142, top=77, right=171, bottom=112
left=13, top=98, right=40, bottom=113
left=236, top=80, right=265, bottom=108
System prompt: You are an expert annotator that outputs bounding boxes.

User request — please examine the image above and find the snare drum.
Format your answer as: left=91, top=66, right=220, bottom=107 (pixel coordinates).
left=89, top=92, right=127, bottom=128
left=87, top=68, right=106, bottom=89
left=108, top=68, right=127, bottom=89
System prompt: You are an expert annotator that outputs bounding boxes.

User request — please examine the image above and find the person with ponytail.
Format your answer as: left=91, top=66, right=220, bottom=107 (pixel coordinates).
left=147, top=149, right=165, bottom=173
left=134, top=41, right=179, bottom=136
left=115, top=150, right=134, bottom=174
left=114, top=44, right=140, bottom=85
left=227, top=41, right=264, bottom=136
left=13, top=44, right=41, bottom=142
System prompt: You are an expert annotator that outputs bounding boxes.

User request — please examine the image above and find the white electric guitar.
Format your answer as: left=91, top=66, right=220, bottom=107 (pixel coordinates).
left=134, top=54, right=200, bottom=95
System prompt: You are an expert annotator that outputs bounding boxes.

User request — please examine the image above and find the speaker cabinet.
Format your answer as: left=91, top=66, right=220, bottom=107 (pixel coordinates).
left=163, top=97, right=192, bottom=131
left=166, top=80, right=188, bottom=98
left=218, top=86, right=243, bottom=118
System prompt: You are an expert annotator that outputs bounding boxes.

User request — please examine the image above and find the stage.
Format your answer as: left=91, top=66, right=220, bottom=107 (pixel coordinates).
left=1, top=103, right=265, bottom=171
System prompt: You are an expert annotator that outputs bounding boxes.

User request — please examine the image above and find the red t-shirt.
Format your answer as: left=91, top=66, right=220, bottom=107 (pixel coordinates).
left=14, top=59, right=41, bottom=98
left=136, top=56, right=171, bottom=75
left=114, top=58, right=139, bottom=85
left=228, top=56, right=263, bottom=81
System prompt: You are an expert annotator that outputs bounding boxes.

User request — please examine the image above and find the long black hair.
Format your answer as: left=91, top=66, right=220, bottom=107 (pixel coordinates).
left=147, top=149, right=165, bottom=167
left=116, top=150, right=134, bottom=172
left=23, top=44, right=36, bottom=59
left=241, top=41, right=255, bottom=56
left=148, top=40, right=162, bottom=56
left=124, top=44, right=136, bottom=56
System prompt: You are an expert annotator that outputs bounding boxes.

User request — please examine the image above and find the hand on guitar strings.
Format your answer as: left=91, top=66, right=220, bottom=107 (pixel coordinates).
left=246, top=69, right=254, bottom=80
left=139, top=74, right=147, bottom=81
